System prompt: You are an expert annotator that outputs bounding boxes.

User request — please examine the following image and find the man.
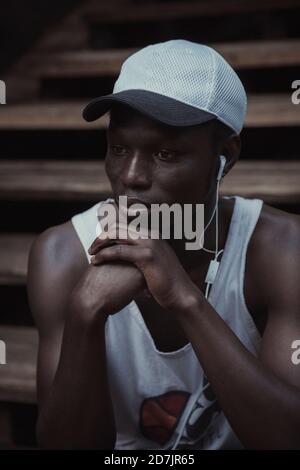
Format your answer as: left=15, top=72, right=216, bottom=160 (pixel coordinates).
left=27, top=40, right=300, bottom=449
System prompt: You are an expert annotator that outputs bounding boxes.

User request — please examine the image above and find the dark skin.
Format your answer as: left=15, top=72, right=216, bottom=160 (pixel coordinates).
left=27, top=103, right=300, bottom=449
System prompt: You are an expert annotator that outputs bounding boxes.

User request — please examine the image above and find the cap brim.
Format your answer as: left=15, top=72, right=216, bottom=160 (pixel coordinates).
left=82, top=89, right=215, bottom=127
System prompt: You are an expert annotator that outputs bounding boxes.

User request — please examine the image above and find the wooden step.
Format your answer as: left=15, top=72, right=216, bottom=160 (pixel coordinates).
left=0, top=160, right=111, bottom=201
left=0, top=234, right=34, bottom=285
left=84, top=0, right=300, bottom=23
left=0, top=101, right=107, bottom=130
left=246, top=94, right=300, bottom=127
left=1, top=160, right=299, bottom=207
left=0, top=326, right=37, bottom=404
left=0, top=94, right=298, bottom=130
left=223, top=160, right=300, bottom=203
left=28, top=40, right=300, bottom=78
left=29, top=48, right=134, bottom=78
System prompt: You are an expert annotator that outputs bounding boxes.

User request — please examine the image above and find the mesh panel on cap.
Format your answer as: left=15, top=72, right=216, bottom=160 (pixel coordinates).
left=208, top=48, right=247, bottom=134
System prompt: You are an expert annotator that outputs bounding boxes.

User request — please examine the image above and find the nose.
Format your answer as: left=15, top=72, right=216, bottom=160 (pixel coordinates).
left=120, top=153, right=152, bottom=189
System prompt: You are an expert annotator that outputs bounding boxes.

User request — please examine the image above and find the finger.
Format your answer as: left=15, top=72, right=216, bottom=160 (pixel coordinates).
left=90, top=244, right=149, bottom=267
left=89, top=222, right=148, bottom=254
left=89, top=223, right=124, bottom=253
left=89, top=227, right=131, bottom=254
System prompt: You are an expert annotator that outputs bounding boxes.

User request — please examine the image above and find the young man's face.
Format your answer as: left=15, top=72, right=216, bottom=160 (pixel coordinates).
left=105, top=103, right=220, bottom=207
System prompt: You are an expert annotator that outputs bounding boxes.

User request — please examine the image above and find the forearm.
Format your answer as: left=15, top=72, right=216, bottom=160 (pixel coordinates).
left=37, top=308, right=116, bottom=449
left=176, top=297, right=300, bottom=449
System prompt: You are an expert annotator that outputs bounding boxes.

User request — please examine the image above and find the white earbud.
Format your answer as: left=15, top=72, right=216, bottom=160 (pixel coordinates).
left=202, top=155, right=227, bottom=299
left=217, top=155, right=226, bottom=181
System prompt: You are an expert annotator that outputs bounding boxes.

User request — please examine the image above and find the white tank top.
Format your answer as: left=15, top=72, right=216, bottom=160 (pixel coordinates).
left=71, top=195, right=263, bottom=450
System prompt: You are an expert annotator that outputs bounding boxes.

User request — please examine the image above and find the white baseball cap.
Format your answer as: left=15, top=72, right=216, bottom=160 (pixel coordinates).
left=83, top=39, right=247, bottom=134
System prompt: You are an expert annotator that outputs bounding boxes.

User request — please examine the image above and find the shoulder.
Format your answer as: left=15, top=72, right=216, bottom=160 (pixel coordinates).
left=250, top=203, right=300, bottom=258
left=27, top=221, right=88, bottom=329
left=28, top=220, right=88, bottom=279
left=253, top=202, right=299, bottom=243
left=248, top=202, right=300, bottom=309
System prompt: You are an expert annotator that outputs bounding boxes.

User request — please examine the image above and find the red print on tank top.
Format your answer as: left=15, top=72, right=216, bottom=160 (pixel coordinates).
left=139, top=391, right=191, bottom=445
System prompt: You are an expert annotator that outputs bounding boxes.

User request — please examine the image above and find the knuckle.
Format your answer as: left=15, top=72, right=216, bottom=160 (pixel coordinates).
left=92, top=252, right=101, bottom=263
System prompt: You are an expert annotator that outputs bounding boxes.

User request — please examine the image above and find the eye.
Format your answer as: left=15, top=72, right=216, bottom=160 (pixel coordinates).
left=110, top=145, right=128, bottom=156
left=154, top=149, right=176, bottom=161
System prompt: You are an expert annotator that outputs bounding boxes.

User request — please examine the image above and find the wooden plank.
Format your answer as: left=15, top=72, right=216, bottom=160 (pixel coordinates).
left=246, top=94, right=300, bottom=127
left=214, top=40, right=300, bottom=69
left=0, top=234, right=34, bottom=285
left=0, top=160, right=299, bottom=205
left=28, top=48, right=135, bottom=78
left=223, top=161, right=300, bottom=203
left=85, top=0, right=300, bottom=23
left=0, top=95, right=298, bottom=130
left=28, top=40, right=300, bottom=78
left=0, top=160, right=111, bottom=201
left=0, top=102, right=107, bottom=130
left=0, top=326, right=37, bottom=404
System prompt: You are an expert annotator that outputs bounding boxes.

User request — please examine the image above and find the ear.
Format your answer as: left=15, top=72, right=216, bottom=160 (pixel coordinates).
left=220, top=134, right=241, bottom=177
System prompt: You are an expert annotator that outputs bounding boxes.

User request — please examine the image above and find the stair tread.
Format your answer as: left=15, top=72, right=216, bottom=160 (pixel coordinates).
left=84, top=0, right=300, bottom=23
left=28, top=40, right=300, bottom=78
left=0, top=101, right=107, bottom=130
left=0, top=326, right=37, bottom=404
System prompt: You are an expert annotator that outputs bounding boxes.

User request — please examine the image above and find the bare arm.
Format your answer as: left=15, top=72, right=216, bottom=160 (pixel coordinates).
left=176, top=214, right=300, bottom=449
left=27, top=222, right=145, bottom=449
